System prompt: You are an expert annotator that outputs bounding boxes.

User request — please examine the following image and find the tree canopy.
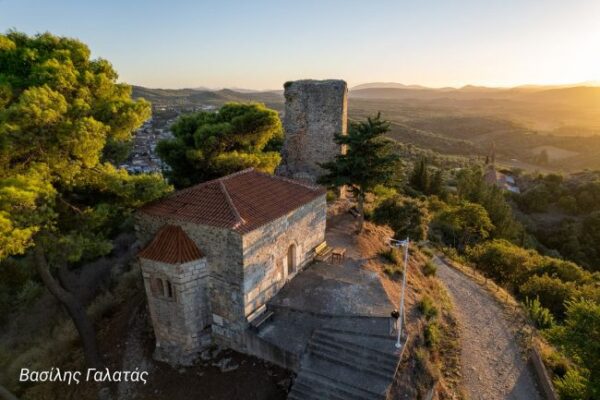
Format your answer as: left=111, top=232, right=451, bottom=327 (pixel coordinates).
left=318, top=113, right=400, bottom=232
left=156, top=102, right=283, bottom=188
left=0, top=31, right=171, bottom=367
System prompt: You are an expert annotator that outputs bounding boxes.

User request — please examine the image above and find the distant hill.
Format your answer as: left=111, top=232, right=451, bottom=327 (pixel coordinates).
left=131, top=83, right=600, bottom=172
left=349, top=85, right=600, bottom=104
left=351, top=82, right=429, bottom=90
left=131, top=86, right=284, bottom=109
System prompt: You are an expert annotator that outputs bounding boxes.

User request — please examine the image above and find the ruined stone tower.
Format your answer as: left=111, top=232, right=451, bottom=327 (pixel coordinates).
left=277, top=79, right=348, bottom=182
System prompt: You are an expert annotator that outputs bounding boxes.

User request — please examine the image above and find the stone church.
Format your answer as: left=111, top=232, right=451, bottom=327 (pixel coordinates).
left=136, top=79, right=347, bottom=365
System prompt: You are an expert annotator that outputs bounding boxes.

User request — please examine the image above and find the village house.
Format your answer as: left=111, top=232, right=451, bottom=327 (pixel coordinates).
left=484, top=166, right=520, bottom=193
left=136, top=168, right=327, bottom=365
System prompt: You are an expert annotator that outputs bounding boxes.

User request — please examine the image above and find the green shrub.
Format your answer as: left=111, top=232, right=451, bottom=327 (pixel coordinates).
left=467, top=239, right=540, bottom=287
left=379, top=248, right=401, bottom=265
left=519, top=274, right=577, bottom=318
left=87, top=291, right=118, bottom=322
left=326, top=189, right=337, bottom=202
left=420, top=247, right=434, bottom=258
left=373, top=196, right=430, bottom=241
left=419, top=295, right=438, bottom=320
left=424, top=321, right=440, bottom=349
left=422, top=261, right=437, bottom=277
left=524, top=297, right=555, bottom=329
left=543, top=350, right=570, bottom=378
left=383, top=264, right=403, bottom=279
left=553, top=369, right=589, bottom=400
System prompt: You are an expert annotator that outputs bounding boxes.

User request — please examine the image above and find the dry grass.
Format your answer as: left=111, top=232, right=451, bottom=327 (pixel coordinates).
left=357, top=222, right=465, bottom=399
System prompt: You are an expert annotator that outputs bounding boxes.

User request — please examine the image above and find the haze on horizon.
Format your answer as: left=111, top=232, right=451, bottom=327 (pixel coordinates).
left=1, top=0, right=599, bottom=90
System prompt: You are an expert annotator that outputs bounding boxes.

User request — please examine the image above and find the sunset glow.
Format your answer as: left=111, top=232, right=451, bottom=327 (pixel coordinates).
left=1, top=0, right=598, bottom=89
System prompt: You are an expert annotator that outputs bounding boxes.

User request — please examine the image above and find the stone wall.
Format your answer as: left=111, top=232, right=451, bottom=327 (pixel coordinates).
left=140, top=257, right=211, bottom=365
left=278, top=79, right=348, bottom=182
left=241, top=195, right=327, bottom=317
left=136, top=213, right=245, bottom=348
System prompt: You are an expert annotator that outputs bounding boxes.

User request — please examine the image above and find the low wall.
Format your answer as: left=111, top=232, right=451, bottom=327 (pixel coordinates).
left=530, top=347, right=558, bottom=400
left=243, top=330, right=301, bottom=372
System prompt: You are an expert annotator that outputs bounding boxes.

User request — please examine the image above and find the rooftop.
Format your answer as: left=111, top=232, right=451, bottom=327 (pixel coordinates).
left=138, top=225, right=204, bottom=264
left=140, top=168, right=326, bottom=234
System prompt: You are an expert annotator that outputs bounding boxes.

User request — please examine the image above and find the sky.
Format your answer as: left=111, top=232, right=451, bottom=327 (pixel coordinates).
left=1, top=0, right=599, bottom=90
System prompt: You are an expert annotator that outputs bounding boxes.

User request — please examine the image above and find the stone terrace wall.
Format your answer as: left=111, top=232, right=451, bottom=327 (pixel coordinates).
left=135, top=213, right=245, bottom=348
left=140, top=257, right=210, bottom=365
left=278, top=79, right=347, bottom=182
left=241, top=195, right=327, bottom=317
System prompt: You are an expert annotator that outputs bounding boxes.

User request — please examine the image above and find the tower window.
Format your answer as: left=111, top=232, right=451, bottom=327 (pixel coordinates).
left=166, top=280, right=173, bottom=298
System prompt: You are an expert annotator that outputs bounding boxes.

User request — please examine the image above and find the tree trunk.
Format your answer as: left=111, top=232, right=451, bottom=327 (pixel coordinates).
left=34, top=247, right=103, bottom=368
left=357, top=192, right=365, bottom=233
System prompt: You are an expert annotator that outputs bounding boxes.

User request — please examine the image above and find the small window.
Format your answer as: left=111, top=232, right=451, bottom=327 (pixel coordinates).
left=166, top=280, right=173, bottom=298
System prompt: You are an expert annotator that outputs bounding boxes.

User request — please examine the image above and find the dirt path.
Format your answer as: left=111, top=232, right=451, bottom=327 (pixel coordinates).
left=433, top=256, right=541, bottom=400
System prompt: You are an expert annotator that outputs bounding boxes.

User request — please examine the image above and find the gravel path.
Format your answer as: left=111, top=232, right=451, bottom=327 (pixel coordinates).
left=434, top=256, right=541, bottom=400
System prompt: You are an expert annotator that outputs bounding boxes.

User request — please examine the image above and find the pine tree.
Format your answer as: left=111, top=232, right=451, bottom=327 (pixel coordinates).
left=410, top=157, right=430, bottom=193
left=318, top=113, right=400, bottom=233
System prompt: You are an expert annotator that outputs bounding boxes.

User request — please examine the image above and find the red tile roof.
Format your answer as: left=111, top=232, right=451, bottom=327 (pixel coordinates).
left=140, top=168, right=326, bottom=234
left=138, top=225, right=204, bottom=264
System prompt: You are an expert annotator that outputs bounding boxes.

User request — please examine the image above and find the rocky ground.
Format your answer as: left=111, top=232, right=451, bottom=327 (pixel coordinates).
left=434, top=256, right=541, bottom=400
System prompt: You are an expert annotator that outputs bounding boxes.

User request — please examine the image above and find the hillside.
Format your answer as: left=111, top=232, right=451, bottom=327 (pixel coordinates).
left=132, top=84, right=600, bottom=172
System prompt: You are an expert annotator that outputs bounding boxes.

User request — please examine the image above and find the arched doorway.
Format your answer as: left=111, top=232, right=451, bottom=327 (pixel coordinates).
left=287, top=244, right=296, bottom=275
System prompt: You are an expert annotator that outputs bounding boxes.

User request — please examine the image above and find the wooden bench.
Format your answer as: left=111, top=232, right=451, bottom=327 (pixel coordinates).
left=314, top=241, right=333, bottom=262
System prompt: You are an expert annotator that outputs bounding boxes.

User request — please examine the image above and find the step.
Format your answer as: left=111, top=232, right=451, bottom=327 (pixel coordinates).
left=295, top=376, right=374, bottom=400
left=320, top=325, right=397, bottom=340
left=309, top=346, right=395, bottom=381
left=309, top=340, right=397, bottom=374
left=311, top=335, right=399, bottom=367
left=313, top=330, right=400, bottom=360
left=301, top=366, right=387, bottom=400
left=293, top=380, right=348, bottom=400
left=288, top=383, right=322, bottom=400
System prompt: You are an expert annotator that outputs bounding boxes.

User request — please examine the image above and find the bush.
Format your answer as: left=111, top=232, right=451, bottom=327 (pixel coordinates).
left=326, top=189, right=337, bottom=202
left=87, top=291, right=118, bottom=322
left=420, top=247, right=434, bottom=258
left=373, top=196, right=430, bottom=241
left=419, top=295, right=438, bottom=320
left=519, top=274, right=577, bottom=318
left=546, top=300, right=600, bottom=396
left=424, top=321, right=441, bottom=349
left=379, top=248, right=401, bottom=265
left=524, top=297, right=555, bottom=329
left=553, top=369, right=589, bottom=400
left=467, top=239, right=539, bottom=287
left=422, top=261, right=437, bottom=277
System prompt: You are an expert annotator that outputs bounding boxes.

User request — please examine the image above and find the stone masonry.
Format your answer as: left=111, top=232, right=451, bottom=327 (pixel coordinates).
left=135, top=169, right=327, bottom=364
left=140, top=257, right=211, bottom=366
left=278, top=79, right=348, bottom=182
left=242, top=196, right=326, bottom=317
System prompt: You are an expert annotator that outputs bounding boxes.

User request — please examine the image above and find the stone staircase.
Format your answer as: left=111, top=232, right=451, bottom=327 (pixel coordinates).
left=288, top=326, right=402, bottom=400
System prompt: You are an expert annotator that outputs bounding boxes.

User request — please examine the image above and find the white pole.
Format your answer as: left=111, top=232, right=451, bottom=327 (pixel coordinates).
left=396, top=237, right=409, bottom=349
